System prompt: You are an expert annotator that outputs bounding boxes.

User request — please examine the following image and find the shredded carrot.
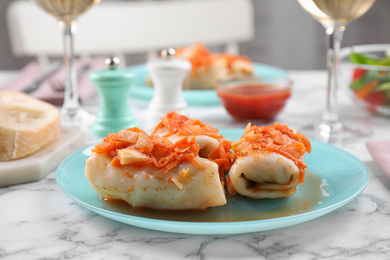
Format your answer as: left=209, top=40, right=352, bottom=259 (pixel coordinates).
left=233, top=123, right=311, bottom=183
left=91, top=127, right=201, bottom=174
left=152, top=112, right=233, bottom=180
left=355, top=79, right=380, bottom=99
left=211, top=53, right=252, bottom=73
left=175, top=42, right=253, bottom=78
left=226, top=176, right=236, bottom=196
left=176, top=42, right=212, bottom=77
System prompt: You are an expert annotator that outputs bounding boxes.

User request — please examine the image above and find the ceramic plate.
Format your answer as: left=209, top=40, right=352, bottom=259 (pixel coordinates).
left=129, top=63, right=287, bottom=106
left=56, top=129, right=369, bottom=235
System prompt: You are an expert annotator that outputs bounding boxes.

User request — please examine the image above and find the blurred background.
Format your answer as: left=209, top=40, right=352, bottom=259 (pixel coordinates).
left=1, top=0, right=389, bottom=71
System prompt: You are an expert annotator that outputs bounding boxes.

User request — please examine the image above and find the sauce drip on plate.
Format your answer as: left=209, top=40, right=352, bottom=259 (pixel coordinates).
left=101, top=171, right=327, bottom=222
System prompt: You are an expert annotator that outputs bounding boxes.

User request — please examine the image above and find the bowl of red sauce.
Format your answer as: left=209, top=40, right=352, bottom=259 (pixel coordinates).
left=216, top=76, right=292, bottom=121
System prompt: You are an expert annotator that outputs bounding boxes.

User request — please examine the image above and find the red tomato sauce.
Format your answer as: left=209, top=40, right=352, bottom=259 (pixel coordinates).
left=217, top=84, right=291, bottom=121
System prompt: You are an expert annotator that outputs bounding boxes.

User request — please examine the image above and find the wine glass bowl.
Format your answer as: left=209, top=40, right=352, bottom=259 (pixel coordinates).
left=339, top=44, right=390, bottom=116
left=298, top=0, right=376, bottom=29
left=30, top=0, right=101, bottom=127
left=297, top=0, right=376, bottom=144
left=31, top=0, right=99, bottom=23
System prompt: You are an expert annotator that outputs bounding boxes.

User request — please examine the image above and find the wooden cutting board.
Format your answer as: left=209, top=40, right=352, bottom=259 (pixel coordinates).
left=0, top=127, right=84, bottom=187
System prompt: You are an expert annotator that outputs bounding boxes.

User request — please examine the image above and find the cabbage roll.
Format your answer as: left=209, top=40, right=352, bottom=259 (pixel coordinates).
left=151, top=112, right=233, bottom=181
left=146, top=42, right=254, bottom=90
left=228, top=123, right=311, bottom=199
left=175, top=42, right=254, bottom=90
left=85, top=127, right=226, bottom=210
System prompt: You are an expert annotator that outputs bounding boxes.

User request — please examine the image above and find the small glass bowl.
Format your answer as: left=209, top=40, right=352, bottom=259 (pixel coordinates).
left=339, top=44, right=390, bottom=116
left=216, top=76, right=292, bottom=121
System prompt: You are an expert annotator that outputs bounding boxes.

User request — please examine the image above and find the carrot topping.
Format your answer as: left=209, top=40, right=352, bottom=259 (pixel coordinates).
left=226, top=176, right=236, bottom=196
left=152, top=112, right=219, bottom=137
left=152, top=112, right=233, bottom=180
left=175, top=42, right=253, bottom=78
left=92, top=127, right=201, bottom=174
left=176, top=42, right=212, bottom=77
left=232, top=123, right=311, bottom=183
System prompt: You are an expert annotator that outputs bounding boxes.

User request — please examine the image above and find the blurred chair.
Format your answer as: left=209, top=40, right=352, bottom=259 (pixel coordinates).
left=6, top=0, right=254, bottom=68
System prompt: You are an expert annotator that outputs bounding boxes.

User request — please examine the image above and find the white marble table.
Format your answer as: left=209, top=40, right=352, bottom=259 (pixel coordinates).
left=1, top=70, right=390, bottom=260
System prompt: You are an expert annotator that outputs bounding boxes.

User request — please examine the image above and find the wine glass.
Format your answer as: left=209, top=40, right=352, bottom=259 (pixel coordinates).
left=31, top=0, right=101, bottom=127
left=297, top=0, right=376, bottom=144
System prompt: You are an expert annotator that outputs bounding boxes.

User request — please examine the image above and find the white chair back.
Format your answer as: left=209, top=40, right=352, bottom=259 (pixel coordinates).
left=7, top=0, right=254, bottom=67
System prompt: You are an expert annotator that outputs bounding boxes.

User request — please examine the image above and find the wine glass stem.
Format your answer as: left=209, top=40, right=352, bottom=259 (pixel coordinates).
left=60, top=21, right=80, bottom=116
left=322, top=27, right=344, bottom=129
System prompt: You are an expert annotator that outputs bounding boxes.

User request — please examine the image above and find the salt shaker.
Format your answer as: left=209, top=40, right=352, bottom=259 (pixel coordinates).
left=90, top=57, right=138, bottom=137
left=145, top=48, right=191, bottom=130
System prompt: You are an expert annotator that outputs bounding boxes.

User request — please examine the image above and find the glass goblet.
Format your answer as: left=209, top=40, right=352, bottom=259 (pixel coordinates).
left=297, top=0, right=376, bottom=144
left=31, top=0, right=101, bottom=127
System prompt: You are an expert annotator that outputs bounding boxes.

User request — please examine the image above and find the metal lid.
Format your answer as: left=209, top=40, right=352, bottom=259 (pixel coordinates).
left=147, top=48, right=191, bottom=71
left=89, top=56, right=134, bottom=82
left=160, top=48, right=176, bottom=59
left=105, top=56, right=120, bottom=68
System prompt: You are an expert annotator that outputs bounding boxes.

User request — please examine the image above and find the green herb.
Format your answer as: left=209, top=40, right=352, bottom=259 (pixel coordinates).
left=374, top=82, right=390, bottom=92
left=349, top=52, right=390, bottom=66
left=350, top=70, right=385, bottom=90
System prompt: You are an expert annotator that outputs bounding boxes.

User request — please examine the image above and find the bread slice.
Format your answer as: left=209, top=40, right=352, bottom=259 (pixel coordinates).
left=0, top=91, right=61, bottom=161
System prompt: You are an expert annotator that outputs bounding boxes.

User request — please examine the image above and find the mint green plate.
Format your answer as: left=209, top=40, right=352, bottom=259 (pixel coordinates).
left=129, top=63, right=287, bottom=106
left=56, top=129, right=369, bottom=235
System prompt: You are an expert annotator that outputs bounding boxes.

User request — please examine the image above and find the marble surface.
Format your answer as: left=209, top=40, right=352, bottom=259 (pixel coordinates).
left=1, top=71, right=390, bottom=259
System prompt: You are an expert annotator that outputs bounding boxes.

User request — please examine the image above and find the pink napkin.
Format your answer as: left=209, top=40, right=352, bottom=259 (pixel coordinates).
left=366, top=140, right=390, bottom=179
left=2, top=57, right=106, bottom=106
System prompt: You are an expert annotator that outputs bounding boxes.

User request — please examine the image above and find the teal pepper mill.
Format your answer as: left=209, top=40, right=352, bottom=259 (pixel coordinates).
left=90, top=57, right=137, bottom=137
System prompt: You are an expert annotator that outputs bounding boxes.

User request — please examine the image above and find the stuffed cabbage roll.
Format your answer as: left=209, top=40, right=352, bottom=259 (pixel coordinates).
left=175, top=42, right=254, bottom=90
left=151, top=111, right=233, bottom=181
left=228, top=123, right=311, bottom=199
left=146, top=42, right=254, bottom=90
left=85, top=127, right=226, bottom=210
